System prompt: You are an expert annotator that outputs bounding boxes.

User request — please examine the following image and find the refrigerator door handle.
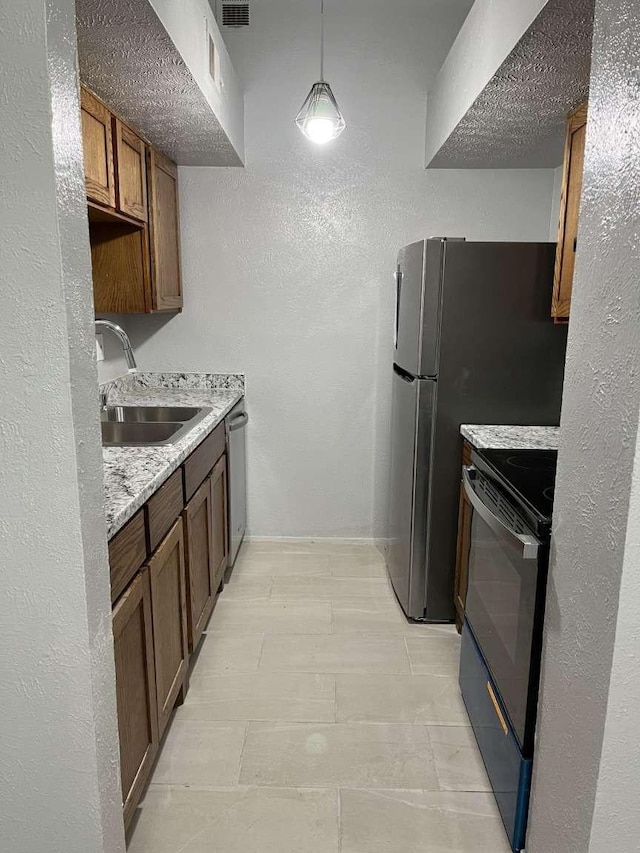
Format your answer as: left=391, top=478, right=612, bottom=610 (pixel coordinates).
left=394, top=267, right=402, bottom=349
left=462, top=467, right=540, bottom=560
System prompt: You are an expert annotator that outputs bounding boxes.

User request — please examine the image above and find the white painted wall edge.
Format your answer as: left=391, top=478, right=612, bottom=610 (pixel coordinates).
left=150, top=0, right=245, bottom=162
left=425, top=0, right=548, bottom=166
left=587, top=402, right=640, bottom=851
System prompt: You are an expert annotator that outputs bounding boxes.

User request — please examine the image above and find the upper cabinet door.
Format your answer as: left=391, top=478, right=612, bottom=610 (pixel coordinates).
left=147, top=148, right=183, bottom=312
left=113, top=118, right=148, bottom=222
left=552, top=102, right=588, bottom=322
left=80, top=86, right=116, bottom=208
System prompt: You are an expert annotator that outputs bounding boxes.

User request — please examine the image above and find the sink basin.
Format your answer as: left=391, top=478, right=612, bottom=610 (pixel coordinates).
left=101, top=405, right=213, bottom=446
left=101, top=421, right=185, bottom=446
left=102, top=405, right=206, bottom=423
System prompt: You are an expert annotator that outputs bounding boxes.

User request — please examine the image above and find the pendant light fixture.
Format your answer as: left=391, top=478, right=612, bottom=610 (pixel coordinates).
left=295, top=0, right=346, bottom=144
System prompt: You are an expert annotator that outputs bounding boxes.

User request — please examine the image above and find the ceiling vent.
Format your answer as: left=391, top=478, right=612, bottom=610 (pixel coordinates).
left=217, top=0, right=250, bottom=29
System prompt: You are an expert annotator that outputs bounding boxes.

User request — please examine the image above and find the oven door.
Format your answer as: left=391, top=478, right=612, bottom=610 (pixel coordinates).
left=462, top=466, right=542, bottom=750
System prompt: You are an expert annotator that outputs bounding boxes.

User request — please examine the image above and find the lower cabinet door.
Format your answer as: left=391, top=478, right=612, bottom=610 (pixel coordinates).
left=148, top=518, right=189, bottom=738
left=210, top=454, right=229, bottom=590
left=112, top=568, right=159, bottom=828
left=183, top=474, right=217, bottom=652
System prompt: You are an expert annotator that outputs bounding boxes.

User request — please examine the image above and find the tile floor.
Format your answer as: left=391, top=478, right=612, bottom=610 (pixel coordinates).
left=128, top=541, right=511, bottom=852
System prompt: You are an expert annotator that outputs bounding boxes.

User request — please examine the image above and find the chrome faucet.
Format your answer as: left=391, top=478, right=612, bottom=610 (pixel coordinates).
left=95, top=319, right=137, bottom=411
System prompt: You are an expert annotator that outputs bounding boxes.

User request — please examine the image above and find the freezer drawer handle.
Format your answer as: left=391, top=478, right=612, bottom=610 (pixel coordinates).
left=462, top=466, right=540, bottom=560
left=487, top=681, right=509, bottom=736
left=228, top=412, right=249, bottom=432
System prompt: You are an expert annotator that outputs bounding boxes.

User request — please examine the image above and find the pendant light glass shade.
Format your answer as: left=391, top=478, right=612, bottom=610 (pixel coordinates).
left=295, top=0, right=346, bottom=144
left=295, top=81, right=346, bottom=144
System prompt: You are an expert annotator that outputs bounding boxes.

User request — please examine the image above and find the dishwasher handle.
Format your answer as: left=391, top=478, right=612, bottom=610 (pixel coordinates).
left=228, top=411, right=249, bottom=432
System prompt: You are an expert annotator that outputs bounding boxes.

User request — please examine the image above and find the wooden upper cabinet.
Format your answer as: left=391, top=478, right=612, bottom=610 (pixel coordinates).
left=80, top=87, right=116, bottom=208
left=552, top=102, right=588, bottom=322
left=147, top=518, right=189, bottom=739
left=90, top=219, right=151, bottom=313
left=81, top=86, right=184, bottom=313
left=113, top=118, right=148, bottom=222
left=112, top=568, right=158, bottom=829
left=147, top=148, right=183, bottom=311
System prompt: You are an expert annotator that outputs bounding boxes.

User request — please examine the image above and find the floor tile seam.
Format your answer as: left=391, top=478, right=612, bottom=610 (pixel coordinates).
left=235, top=780, right=445, bottom=791
left=147, top=781, right=345, bottom=794
left=328, top=630, right=463, bottom=638
left=235, top=720, right=467, bottom=730
left=147, top=782, right=480, bottom=796
left=235, top=720, right=251, bottom=787
left=403, top=636, right=415, bottom=674
left=168, top=713, right=471, bottom=725
left=147, top=781, right=487, bottom=794
left=254, top=664, right=414, bottom=674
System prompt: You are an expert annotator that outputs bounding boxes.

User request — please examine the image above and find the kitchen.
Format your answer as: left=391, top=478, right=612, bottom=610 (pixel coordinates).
left=1, top=1, right=639, bottom=853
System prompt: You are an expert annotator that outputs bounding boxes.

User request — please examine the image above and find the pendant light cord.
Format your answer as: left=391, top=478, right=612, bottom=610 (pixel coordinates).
left=320, top=0, right=325, bottom=81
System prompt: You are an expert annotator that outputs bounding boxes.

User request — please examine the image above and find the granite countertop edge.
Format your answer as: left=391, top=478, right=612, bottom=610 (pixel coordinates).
left=460, top=424, right=560, bottom=451
left=102, top=373, right=244, bottom=539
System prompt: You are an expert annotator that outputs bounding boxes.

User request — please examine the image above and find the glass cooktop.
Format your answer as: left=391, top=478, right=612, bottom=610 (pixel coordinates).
left=474, top=448, right=558, bottom=527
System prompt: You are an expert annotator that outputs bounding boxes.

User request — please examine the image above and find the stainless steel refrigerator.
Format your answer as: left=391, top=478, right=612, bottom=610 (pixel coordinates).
left=388, top=238, right=568, bottom=621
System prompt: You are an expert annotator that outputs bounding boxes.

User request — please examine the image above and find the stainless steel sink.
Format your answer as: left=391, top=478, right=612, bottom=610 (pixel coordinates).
left=101, top=405, right=212, bottom=446
left=102, top=405, right=205, bottom=424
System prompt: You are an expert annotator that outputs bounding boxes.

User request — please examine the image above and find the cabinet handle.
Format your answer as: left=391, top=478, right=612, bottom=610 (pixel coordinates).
left=487, top=681, right=508, bottom=736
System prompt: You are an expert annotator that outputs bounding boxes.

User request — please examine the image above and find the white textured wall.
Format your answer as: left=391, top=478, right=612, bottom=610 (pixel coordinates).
left=0, top=2, right=123, bottom=851
left=588, top=409, right=640, bottom=851
left=528, top=0, right=640, bottom=849
left=104, top=0, right=557, bottom=539
left=425, top=0, right=548, bottom=165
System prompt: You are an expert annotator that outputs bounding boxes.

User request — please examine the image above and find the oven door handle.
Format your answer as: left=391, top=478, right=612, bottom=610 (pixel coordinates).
left=462, top=466, right=540, bottom=560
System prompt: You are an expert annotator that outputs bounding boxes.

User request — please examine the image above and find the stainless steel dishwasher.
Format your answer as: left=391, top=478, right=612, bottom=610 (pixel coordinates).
left=225, top=399, right=248, bottom=571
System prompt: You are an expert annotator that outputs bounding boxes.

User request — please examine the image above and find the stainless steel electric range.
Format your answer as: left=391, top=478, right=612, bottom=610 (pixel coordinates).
left=459, top=447, right=557, bottom=852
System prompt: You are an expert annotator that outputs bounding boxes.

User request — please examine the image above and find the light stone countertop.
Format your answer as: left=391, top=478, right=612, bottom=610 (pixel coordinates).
left=460, top=424, right=560, bottom=451
left=102, top=373, right=244, bottom=539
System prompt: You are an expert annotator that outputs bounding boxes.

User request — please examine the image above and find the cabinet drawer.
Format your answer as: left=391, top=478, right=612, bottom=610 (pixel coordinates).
left=109, top=510, right=147, bottom=603
left=184, top=424, right=225, bottom=502
left=459, top=625, right=531, bottom=851
left=146, top=468, right=184, bottom=553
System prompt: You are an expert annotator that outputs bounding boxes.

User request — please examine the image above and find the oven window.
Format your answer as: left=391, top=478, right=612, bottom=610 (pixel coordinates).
left=465, top=510, right=538, bottom=748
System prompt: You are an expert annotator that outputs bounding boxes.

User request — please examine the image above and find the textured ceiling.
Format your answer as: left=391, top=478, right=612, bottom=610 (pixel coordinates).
left=429, top=0, right=595, bottom=169
left=75, top=0, right=242, bottom=166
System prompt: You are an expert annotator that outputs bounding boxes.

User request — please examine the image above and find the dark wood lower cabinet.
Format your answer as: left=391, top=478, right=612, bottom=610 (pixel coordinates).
left=183, top=475, right=217, bottom=652
left=112, top=568, right=158, bottom=829
left=454, top=441, right=473, bottom=633
left=148, top=518, right=189, bottom=738
left=109, top=441, right=230, bottom=829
